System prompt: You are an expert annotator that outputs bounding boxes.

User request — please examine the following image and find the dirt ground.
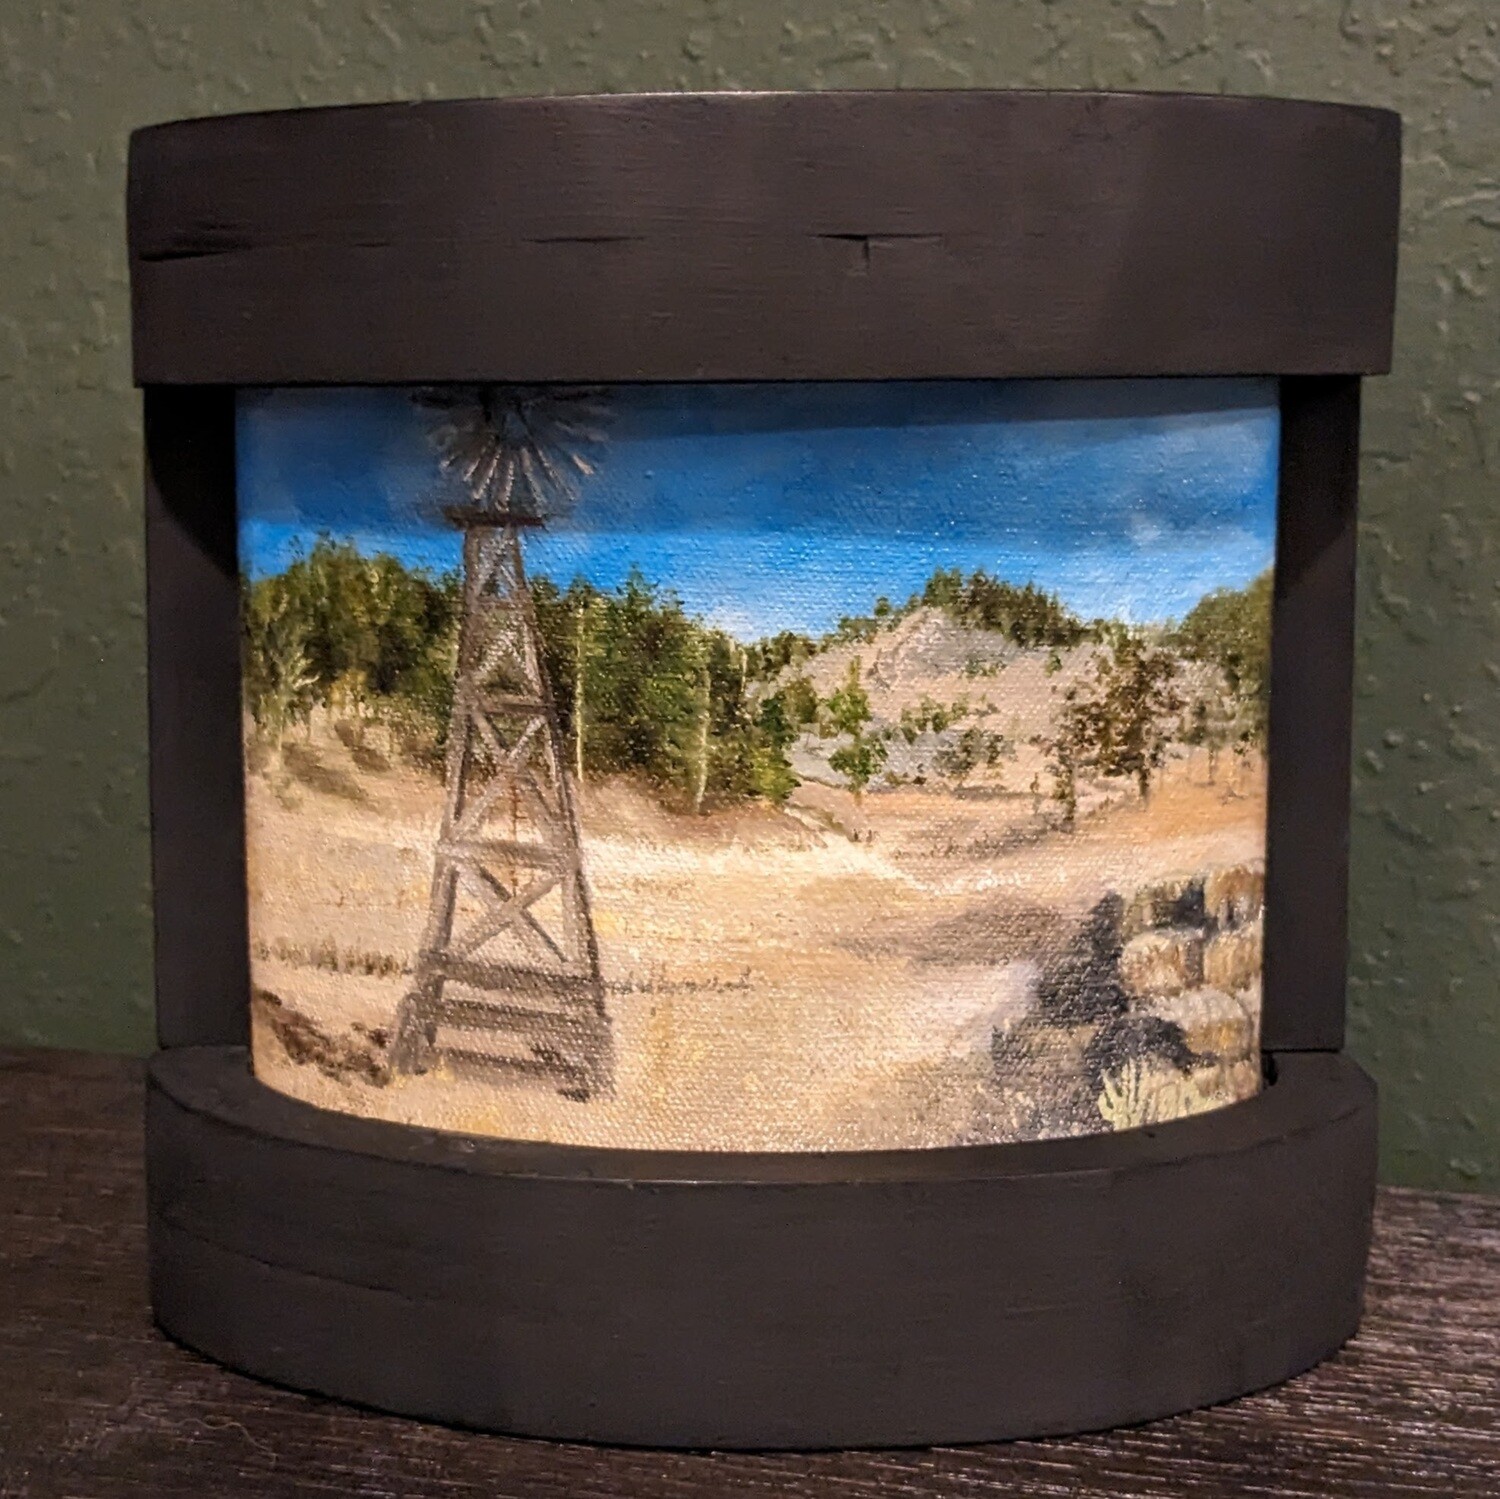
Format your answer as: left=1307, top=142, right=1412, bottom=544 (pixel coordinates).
left=248, top=718, right=1265, bottom=1151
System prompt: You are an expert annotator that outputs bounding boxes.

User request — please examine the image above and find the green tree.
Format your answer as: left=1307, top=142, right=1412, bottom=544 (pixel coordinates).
left=825, top=660, right=887, bottom=798
left=827, top=659, right=873, bottom=738
left=569, top=570, right=701, bottom=789
left=531, top=569, right=799, bottom=809
left=240, top=537, right=462, bottom=762
left=1046, top=629, right=1184, bottom=816
left=831, top=613, right=882, bottom=645
left=1044, top=713, right=1084, bottom=829
left=780, top=674, right=820, bottom=729
left=921, top=567, right=1086, bottom=646
left=743, top=630, right=817, bottom=680
left=1098, top=630, right=1183, bottom=800
left=746, top=691, right=800, bottom=804
left=1176, top=569, right=1273, bottom=749
left=242, top=588, right=318, bottom=772
left=1180, top=691, right=1237, bottom=783
left=934, top=724, right=1012, bottom=787
left=829, top=736, right=887, bottom=798
left=920, top=566, right=965, bottom=614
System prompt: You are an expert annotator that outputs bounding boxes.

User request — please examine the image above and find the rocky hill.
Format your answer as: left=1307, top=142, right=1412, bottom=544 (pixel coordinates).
left=770, top=606, right=1216, bottom=794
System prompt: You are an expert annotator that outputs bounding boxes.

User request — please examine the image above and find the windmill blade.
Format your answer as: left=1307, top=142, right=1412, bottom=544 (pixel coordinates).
left=437, top=425, right=492, bottom=481
left=516, top=446, right=549, bottom=516
left=471, top=440, right=507, bottom=505
left=490, top=453, right=518, bottom=512
left=525, top=441, right=579, bottom=505
left=456, top=447, right=492, bottom=488
left=550, top=419, right=610, bottom=446
left=518, top=444, right=577, bottom=514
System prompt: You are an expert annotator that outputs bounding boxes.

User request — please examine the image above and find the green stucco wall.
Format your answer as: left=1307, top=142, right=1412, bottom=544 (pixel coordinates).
left=1, top=2, right=1495, bottom=1191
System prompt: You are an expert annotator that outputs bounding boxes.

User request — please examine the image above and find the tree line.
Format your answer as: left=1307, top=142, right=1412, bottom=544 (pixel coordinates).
left=243, top=539, right=804, bottom=808
left=241, top=539, right=460, bottom=773
left=803, top=566, right=1096, bottom=652
left=242, top=538, right=1270, bottom=817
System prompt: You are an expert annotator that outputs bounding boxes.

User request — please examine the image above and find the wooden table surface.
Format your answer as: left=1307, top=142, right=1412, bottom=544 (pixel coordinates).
left=2, top=1048, right=1497, bottom=1498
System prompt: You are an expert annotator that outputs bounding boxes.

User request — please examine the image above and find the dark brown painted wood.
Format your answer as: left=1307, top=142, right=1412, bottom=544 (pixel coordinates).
left=140, top=1045, right=1376, bottom=1449
left=128, top=91, right=1401, bottom=385
left=1262, top=378, right=1362, bottom=1052
left=123, top=91, right=1402, bottom=1455
left=9, top=1049, right=1496, bottom=1495
left=143, top=388, right=249, bottom=1048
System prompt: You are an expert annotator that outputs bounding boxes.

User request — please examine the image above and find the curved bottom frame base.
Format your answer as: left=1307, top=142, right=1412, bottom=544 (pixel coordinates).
left=146, top=1046, right=1376, bottom=1449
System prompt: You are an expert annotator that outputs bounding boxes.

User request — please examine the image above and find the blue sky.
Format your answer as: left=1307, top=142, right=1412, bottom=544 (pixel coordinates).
left=237, top=380, right=1278, bottom=637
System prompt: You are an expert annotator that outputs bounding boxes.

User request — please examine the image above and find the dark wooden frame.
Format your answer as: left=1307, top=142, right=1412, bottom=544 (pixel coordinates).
left=147, top=1046, right=1375, bottom=1449
left=1263, top=378, right=1363, bottom=1051
left=131, top=90, right=1400, bottom=1448
left=129, top=91, right=1398, bottom=383
left=145, top=387, right=246, bottom=1048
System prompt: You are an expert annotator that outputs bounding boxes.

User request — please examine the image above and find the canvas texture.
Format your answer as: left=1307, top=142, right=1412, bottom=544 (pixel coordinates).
left=238, top=380, right=1274, bottom=1152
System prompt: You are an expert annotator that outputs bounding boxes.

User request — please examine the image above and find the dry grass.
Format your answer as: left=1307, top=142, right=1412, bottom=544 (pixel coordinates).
left=247, top=717, right=1266, bottom=1151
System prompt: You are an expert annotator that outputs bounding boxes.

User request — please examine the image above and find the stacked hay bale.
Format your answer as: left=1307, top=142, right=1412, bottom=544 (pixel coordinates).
left=1119, top=863, right=1264, bottom=1061
left=989, top=862, right=1266, bottom=1136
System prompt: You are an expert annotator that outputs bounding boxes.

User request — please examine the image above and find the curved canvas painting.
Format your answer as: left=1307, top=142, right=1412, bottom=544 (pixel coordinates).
left=237, top=379, right=1276, bottom=1151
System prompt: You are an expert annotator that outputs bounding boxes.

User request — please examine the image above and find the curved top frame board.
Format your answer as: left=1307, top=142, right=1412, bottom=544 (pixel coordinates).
left=128, top=90, right=1401, bottom=386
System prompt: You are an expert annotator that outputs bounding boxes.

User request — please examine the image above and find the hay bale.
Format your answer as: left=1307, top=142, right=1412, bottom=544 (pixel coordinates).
left=1120, top=928, right=1206, bottom=998
left=1143, top=985, right=1260, bottom=1058
left=1122, top=875, right=1207, bottom=937
left=1203, top=923, right=1263, bottom=992
left=1205, top=862, right=1264, bottom=928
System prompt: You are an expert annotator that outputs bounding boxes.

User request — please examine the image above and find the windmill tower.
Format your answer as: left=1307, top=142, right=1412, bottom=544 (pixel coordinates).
left=388, top=386, right=612, bottom=1101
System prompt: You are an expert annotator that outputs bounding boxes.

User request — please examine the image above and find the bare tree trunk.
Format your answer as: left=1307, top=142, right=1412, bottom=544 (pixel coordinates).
left=1056, top=758, right=1076, bottom=830
left=692, top=663, right=710, bottom=815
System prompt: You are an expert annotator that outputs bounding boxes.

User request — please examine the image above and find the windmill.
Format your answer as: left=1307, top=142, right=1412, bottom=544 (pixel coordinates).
left=388, top=385, right=613, bottom=1102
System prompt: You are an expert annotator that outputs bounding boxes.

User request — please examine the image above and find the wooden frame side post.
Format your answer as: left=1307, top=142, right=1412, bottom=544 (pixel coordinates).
left=1261, top=376, right=1362, bottom=1052
left=144, top=386, right=248, bottom=1048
